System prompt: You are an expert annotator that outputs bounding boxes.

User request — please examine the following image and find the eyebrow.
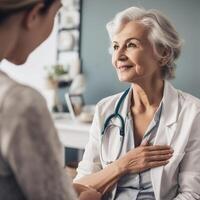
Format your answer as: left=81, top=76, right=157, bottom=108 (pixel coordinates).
left=112, top=37, right=141, bottom=44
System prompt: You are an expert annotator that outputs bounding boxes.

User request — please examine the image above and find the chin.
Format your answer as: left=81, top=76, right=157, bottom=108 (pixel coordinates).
left=16, top=59, right=27, bottom=65
left=118, top=77, right=131, bottom=83
left=8, top=55, right=28, bottom=65
left=117, top=72, right=145, bottom=83
left=117, top=74, right=132, bottom=82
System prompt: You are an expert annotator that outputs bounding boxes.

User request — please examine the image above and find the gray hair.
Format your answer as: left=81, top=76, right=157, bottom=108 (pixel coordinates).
left=106, top=7, right=183, bottom=79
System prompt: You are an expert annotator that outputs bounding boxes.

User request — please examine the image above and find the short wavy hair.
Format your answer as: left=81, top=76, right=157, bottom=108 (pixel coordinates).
left=0, top=0, right=55, bottom=24
left=106, top=7, right=183, bottom=79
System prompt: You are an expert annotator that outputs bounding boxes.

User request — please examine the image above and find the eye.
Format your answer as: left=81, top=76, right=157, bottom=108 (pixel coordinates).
left=127, top=42, right=137, bottom=48
left=113, top=44, right=119, bottom=50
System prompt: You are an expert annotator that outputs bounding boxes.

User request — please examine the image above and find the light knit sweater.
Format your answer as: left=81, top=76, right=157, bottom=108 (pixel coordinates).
left=0, top=70, right=77, bottom=200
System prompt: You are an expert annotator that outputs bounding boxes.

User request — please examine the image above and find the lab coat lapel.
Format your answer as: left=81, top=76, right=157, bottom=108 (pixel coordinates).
left=112, top=88, right=132, bottom=127
left=120, top=88, right=132, bottom=120
left=161, top=81, right=179, bottom=143
left=155, top=81, right=179, bottom=143
left=151, top=81, right=179, bottom=199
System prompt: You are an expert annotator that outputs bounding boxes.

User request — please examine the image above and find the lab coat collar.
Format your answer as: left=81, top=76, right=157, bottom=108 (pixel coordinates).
left=113, top=81, right=179, bottom=128
left=118, top=87, right=132, bottom=120
left=161, top=81, right=179, bottom=126
left=151, top=81, right=179, bottom=200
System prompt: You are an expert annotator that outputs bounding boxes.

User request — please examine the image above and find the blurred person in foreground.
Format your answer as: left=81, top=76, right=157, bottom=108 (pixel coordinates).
left=0, top=0, right=101, bottom=199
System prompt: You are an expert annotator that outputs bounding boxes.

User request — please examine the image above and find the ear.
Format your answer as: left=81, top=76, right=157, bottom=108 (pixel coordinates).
left=159, top=47, right=171, bottom=66
left=23, top=3, right=46, bottom=30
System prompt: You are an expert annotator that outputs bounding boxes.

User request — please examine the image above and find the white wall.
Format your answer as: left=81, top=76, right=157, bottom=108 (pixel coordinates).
left=0, top=19, right=58, bottom=95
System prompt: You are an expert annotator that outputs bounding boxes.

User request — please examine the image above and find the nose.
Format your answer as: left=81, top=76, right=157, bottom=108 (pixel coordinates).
left=115, top=47, right=128, bottom=61
left=118, top=54, right=128, bottom=61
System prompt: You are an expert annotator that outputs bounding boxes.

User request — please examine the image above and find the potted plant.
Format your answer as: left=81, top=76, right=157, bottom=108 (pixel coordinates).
left=45, top=64, right=71, bottom=89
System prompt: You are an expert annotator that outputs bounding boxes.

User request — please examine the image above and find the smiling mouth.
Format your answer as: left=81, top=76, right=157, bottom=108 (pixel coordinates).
left=117, top=65, right=133, bottom=70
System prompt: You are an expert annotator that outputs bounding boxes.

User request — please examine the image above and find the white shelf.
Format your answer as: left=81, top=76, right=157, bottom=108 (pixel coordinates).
left=53, top=113, right=91, bottom=149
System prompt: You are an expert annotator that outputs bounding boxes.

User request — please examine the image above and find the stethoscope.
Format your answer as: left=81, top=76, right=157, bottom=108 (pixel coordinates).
left=100, top=88, right=130, bottom=165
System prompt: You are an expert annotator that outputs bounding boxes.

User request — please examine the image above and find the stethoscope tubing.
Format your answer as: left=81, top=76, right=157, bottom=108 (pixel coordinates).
left=100, top=88, right=130, bottom=165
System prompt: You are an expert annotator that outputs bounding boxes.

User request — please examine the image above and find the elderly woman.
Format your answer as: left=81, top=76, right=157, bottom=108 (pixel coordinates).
left=74, top=7, right=200, bottom=200
left=0, top=0, right=101, bottom=200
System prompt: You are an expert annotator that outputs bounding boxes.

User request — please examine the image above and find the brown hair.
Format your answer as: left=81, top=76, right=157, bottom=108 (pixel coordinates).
left=0, top=0, right=55, bottom=23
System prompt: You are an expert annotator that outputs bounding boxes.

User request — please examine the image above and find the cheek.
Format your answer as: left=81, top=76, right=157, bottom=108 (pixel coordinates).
left=134, top=50, right=154, bottom=65
left=131, top=51, right=145, bottom=63
left=135, top=65, right=145, bottom=75
left=131, top=53, right=149, bottom=75
left=135, top=55, right=159, bottom=75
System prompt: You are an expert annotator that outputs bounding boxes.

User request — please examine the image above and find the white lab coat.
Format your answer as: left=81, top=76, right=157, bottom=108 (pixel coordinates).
left=75, top=81, right=200, bottom=200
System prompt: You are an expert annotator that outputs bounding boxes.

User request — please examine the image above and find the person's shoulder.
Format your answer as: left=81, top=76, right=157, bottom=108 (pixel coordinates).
left=2, top=81, right=46, bottom=115
left=12, top=85, right=43, bottom=103
left=166, top=82, right=200, bottom=109
left=97, top=92, right=123, bottom=106
left=95, top=91, right=124, bottom=114
left=178, top=89, right=200, bottom=110
left=0, top=71, right=44, bottom=104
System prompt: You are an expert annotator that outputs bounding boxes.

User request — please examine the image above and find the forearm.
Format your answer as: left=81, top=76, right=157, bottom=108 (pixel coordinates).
left=74, top=161, right=126, bottom=194
left=74, top=144, right=171, bottom=194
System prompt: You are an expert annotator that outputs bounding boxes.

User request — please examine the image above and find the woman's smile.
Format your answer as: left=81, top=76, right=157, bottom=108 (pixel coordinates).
left=117, top=63, right=134, bottom=72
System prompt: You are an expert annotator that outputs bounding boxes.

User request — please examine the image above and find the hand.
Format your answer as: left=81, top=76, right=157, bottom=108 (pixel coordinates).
left=115, top=144, right=173, bottom=174
left=73, top=183, right=89, bottom=195
left=79, top=188, right=102, bottom=200
left=73, top=183, right=102, bottom=200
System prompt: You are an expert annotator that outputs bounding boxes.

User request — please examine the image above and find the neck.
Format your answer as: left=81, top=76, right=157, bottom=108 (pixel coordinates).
left=0, top=27, right=10, bottom=61
left=131, top=79, right=164, bottom=113
left=0, top=14, right=23, bottom=63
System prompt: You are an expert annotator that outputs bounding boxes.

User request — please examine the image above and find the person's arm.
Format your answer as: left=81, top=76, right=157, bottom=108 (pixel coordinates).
left=74, top=101, right=173, bottom=195
left=73, top=104, right=103, bottom=180
left=78, top=188, right=102, bottom=200
left=73, top=183, right=102, bottom=200
left=1, top=86, right=77, bottom=200
left=173, top=112, right=200, bottom=200
left=74, top=160, right=123, bottom=194
left=75, top=144, right=173, bottom=194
